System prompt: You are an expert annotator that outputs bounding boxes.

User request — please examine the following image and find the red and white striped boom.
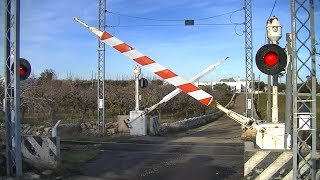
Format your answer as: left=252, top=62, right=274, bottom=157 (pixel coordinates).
left=74, top=17, right=213, bottom=106
left=74, top=17, right=261, bottom=130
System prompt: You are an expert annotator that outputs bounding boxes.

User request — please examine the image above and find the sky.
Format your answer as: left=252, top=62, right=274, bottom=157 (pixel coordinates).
left=0, top=0, right=319, bottom=82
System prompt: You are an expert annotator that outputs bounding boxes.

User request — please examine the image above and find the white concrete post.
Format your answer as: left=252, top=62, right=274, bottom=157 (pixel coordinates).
left=134, top=65, right=141, bottom=111
left=52, top=120, right=61, bottom=137
left=272, top=85, right=279, bottom=123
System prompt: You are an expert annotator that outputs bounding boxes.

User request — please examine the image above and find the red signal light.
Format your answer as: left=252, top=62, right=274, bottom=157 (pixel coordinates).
left=255, top=44, right=287, bottom=75
left=19, top=58, right=31, bottom=80
left=19, top=67, right=24, bottom=75
left=264, top=51, right=278, bottom=67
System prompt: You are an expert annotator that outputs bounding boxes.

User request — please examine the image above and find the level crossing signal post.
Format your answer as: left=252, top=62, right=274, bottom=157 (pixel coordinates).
left=255, top=16, right=288, bottom=149
left=256, top=17, right=287, bottom=124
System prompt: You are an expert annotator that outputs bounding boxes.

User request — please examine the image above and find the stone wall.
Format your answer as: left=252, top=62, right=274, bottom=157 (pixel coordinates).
left=157, top=93, right=237, bottom=135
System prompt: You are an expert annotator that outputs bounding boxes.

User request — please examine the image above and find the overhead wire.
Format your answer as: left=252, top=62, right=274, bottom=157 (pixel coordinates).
left=265, top=0, right=278, bottom=44
left=268, top=0, right=278, bottom=20
left=230, top=7, right=245, bottom=36
left=106, top=8, right=244, bottom=22
left=107, top=23, right=242, bottom=28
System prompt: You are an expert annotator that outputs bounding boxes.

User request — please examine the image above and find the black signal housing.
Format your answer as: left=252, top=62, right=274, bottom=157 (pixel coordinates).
left=255, top=44, right=287, bottom=75
left=19, top=58, right=31, bottom=80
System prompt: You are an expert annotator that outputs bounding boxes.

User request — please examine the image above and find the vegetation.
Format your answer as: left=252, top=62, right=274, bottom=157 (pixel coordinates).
left=0, top=69, right=231, bottom=126
left=256, top=94, right=319, bottom=120
left=56, top=148, right=99, bottom=176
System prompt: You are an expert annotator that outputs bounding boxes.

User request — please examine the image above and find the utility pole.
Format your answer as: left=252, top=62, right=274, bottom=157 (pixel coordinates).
left=284, top=33, right=293, bottom=149
left=97, top=0, right=106, bottom=134
left=4, top=0, right=23, bottom=177
left=244, top=0, right=254, bottom=118
left=291, top=0, right=317, bottom=179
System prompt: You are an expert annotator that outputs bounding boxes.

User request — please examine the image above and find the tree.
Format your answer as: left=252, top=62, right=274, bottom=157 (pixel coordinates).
left=213, top=83, right=228, bottom=93
left=38, top=69, right=57, bottom=83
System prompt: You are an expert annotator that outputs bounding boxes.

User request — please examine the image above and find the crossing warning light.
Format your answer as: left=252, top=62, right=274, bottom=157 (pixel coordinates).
left=255, top=44, right=287, bottom=75
left=19, top=58, right=31, bottom=80
left=139, top=78, right=148, bottom=88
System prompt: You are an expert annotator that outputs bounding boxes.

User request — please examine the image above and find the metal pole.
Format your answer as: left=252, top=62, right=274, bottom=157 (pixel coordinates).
left=97, top=0, right=106, bottom=134
left=290, top=1, right=298, bottom=178
left=284, top=33, right=293, bottom=149
left=4, top=0, right=22, bottom=176
left=257, top=74, right=260, bottom=108
left=291, top=0, right=317, bottom=179
left=309, top=2, right=317, bottom=179
left=244, top=0, right=254, bottom=118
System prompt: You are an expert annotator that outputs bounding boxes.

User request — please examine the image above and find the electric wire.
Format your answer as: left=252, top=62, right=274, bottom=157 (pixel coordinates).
left=268, top=0, right=278, bottom=20
left=265, top=0, right=278, bottom=44
left=229, top=7, right=245, bottom=36
left=107, top=23, right=242, bottom=28
left=106, top=8, right=244, bottom=22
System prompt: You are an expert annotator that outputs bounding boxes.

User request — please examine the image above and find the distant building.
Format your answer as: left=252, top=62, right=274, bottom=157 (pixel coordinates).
left=197, top=77, right=248, bottom=93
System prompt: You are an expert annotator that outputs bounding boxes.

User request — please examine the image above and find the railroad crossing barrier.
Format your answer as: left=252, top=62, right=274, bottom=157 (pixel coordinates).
left=244, top=141, right=320, bottom=179
left=21, top=136, right=60, bottom=169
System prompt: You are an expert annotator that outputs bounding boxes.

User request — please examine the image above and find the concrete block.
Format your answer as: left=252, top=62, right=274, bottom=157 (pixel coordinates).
left=117, top=115, right=130, bottom=133
left=129, top=111, right=147, bottom=136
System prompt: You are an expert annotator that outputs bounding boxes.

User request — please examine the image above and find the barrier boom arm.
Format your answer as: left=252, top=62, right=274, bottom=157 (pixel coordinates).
left=146, top=57, right=228, bottom=113
left=74, top=17, right=212, bottom=106
left=74, top=18, right=259, bottom=129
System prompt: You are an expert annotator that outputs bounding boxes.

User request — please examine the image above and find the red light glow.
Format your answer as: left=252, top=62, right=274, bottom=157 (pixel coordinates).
left=264, top=52, right=278, bottom=67
left=19, top=67, right=25, bottom=75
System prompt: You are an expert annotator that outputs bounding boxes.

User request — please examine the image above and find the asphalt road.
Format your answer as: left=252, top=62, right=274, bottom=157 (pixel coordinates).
left=68, top=95, right=246, bottom=180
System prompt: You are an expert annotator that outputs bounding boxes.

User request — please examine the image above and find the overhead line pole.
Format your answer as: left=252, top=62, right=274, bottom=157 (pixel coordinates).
left=97, top=0, right=106, bottom=134
left=244, top=0, right=254, bottom=118
left=291, top=0, right=317, bottom=179
left=4, top=0, right=22, bottom=177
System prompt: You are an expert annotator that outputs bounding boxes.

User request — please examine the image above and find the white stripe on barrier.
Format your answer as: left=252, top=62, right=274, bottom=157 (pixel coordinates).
left=102, top=37, right=123, bottom=46
left=255, top=152, right=292, bottom=180
left=122, top=49, right=144, bottom=60
left=144, top=63, right=166, bottom=73
left=188, top=90, right=212, bottom=100
left=165, top=76, right=186, bottom=87
left=244, top=151, right=270, bottom=177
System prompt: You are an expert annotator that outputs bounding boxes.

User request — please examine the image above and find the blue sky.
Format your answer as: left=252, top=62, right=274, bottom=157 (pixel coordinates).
left=0, top=0, right=319, bottom=82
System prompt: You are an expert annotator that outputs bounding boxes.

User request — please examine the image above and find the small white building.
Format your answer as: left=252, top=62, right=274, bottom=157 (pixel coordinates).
left=198, top=77, right=248, bottom=93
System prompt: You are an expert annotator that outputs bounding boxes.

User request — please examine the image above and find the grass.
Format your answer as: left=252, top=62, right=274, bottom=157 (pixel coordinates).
left=255, top=93, right=286, bottom=121
left=61, top=150, right=99, bottom=165
left=256, top=93, right=319, bottom=126
left=56, top=149, right=100, bottom=176
left=54, top=135, right=132, bottom=177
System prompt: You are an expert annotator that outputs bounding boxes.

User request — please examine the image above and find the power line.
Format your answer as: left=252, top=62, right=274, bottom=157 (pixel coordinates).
left=268, top=0, right=277, bottom=21
left=106, top=8, right=244, bottom=22
left=265, top=0, right=278, bottom=44
left=107, top=22, right=242, bottom=28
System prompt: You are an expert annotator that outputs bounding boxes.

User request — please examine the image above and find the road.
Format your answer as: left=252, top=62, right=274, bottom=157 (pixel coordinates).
left=68, top=94, right=246, bottom=180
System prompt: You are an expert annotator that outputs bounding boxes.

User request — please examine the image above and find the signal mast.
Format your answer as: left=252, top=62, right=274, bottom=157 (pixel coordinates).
left=255, top=16, right=287, bottom=123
